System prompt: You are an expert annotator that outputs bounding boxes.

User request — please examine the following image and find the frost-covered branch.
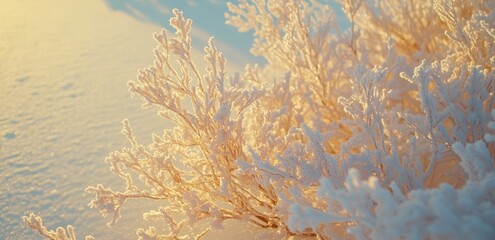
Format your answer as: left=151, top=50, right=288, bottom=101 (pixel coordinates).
left=25, top=0, right=495, bottom=239
left=23, top=213, right=94, bottom=240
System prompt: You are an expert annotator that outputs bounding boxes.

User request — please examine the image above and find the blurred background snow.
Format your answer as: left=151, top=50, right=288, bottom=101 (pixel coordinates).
left=0, top=0, right=346, bottom=239
left=0, top=0, right=254, bottom=239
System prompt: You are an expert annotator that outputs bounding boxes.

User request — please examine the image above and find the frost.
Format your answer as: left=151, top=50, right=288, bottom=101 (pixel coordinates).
left=25, top=0, right=495, bottom=239
left=23, top=213, right=94, bottom=240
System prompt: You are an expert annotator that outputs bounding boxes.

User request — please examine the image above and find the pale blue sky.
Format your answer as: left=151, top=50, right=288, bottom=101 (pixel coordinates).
left=104, top=0, right=349, bottom=67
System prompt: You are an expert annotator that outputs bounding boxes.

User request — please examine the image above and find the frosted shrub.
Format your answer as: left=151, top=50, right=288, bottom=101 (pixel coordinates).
left=25, top=0, right=495, bottom=239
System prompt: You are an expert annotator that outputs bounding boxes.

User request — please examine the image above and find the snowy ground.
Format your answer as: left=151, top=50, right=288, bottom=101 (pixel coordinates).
left=0, top=0, right=255, bottom=239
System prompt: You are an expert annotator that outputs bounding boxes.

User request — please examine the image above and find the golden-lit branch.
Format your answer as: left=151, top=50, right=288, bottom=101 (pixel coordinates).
left=25, top=1, right=495, bottom=239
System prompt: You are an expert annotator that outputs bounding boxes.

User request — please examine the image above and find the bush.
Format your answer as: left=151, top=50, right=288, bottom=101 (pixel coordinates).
left=25, top=0, right=495, bottom=239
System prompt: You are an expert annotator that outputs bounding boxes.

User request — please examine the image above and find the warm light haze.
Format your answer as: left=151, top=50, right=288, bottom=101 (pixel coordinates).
left=2, top=0, right=495, bottom=239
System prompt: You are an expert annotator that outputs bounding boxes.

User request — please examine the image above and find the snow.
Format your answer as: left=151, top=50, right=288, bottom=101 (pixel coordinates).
left=0, top=0, right=186, bottom=238
left=0, top=0, right=260, bottom=238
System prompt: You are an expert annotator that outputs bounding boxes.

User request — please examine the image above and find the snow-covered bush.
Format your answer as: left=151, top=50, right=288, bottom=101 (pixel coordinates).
left=25, top=0, right=495, bottom=239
